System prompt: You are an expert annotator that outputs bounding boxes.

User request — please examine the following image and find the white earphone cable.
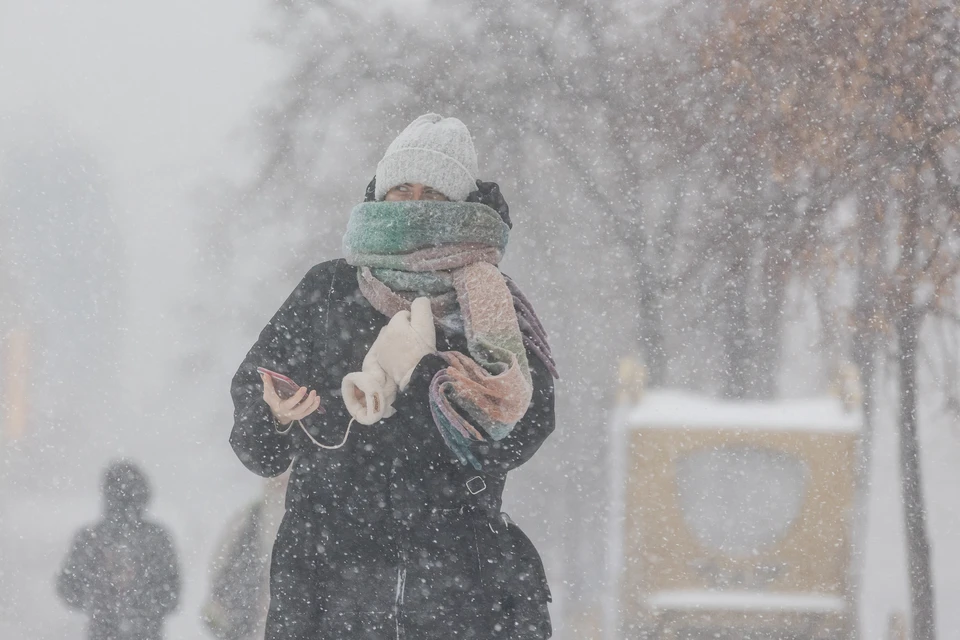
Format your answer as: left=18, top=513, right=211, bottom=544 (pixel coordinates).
left=275, top=416, right=356, bottom=450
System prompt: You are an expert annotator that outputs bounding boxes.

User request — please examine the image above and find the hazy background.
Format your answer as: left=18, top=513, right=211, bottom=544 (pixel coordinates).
left=0, top=2, right=281, bottom=638
left=2, top=1, right=959, bottom=639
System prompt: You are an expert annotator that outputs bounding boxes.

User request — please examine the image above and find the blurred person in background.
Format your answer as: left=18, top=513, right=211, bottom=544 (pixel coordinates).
left=56, top=460, right=180, bottom=640
left=230, top=113, right=558, bottom=639
left=202, top=473, right=289, bottom=640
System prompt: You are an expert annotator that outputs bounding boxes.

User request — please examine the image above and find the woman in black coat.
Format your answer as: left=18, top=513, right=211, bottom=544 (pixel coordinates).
left=230, top=114, right=556, bottom=640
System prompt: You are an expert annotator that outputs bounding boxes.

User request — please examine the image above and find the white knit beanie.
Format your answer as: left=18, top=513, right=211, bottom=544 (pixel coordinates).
left=375, top=113, right=478, bottom=202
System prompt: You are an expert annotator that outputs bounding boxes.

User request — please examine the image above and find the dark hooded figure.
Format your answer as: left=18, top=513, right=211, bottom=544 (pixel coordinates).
left=230, top=113, right=558, bottom=639
left=57, top=461, right=181, bottom=640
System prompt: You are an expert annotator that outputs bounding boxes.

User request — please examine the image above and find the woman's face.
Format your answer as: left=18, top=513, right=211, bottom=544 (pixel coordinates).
left=384, top=183, right=449, bottom=201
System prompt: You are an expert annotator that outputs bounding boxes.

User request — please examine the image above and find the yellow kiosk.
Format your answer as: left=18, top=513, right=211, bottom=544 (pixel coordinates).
left=607, top=388, right=862, bottom=640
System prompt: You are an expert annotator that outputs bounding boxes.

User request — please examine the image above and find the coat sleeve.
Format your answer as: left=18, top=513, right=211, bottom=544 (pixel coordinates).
left=56, top=528, right=97, bottom=612
left=396, top=348, right=556, bottom=473
left=149, top=527, right=181, bottom=616
left=229, top=263, right=333, bottom=477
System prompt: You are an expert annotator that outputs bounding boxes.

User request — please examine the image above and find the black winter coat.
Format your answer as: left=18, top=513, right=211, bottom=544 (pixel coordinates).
left=57, top=511, right=180, bottom=640
left=230, top=259, right=555, bottom=640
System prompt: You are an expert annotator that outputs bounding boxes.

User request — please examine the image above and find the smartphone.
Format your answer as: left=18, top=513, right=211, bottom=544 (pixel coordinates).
left=257, top=367, right=325, bottom=414
left=256, top=366, right=300, bottom=398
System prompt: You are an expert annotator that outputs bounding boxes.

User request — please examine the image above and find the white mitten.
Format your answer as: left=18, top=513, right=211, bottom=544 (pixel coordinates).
left=341, top=349, right=398, bottom=425
left=375, top=297, right=437, bottom=390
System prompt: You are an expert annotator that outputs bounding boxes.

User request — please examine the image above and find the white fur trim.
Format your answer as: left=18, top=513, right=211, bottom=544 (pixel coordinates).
left=341, top=371, right=396, bottom=425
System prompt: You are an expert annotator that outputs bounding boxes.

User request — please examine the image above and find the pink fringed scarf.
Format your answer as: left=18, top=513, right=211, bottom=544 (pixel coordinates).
left=344, top=201, right=557, bottom=468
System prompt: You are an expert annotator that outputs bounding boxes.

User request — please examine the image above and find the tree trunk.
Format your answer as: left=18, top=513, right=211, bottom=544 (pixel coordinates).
left=849, top=335, right=875, bottom=640
left=640, top=178, right=686, bottom=389
left=753, top=246, right=788, bottom=400
left=719, top=224, right=752, bottom=399
left=849, top=185, right=883, bottom=640
left=637, top=251, right=668, bottom=387
left=896, top=309, right=937, bottom=640
left=619, top=200, right=668, bottom=388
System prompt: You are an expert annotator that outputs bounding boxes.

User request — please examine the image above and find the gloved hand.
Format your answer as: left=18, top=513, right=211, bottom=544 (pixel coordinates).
left=373, top=297, right=437, bottom=390
left=341, top=347, right=398, bottom=425
left=466, top=179, right=511, bottom=228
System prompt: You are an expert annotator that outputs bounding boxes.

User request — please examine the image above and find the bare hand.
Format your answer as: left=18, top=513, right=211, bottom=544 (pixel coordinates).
left=261, top=373, right=321, bottom=426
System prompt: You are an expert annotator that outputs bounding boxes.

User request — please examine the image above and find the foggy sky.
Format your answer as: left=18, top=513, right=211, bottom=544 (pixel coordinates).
left=1, top=0, right=277, bottom=397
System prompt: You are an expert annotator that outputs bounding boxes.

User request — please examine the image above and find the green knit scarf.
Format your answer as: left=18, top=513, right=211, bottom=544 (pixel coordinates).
left=343, top=201, right=556, bottom=468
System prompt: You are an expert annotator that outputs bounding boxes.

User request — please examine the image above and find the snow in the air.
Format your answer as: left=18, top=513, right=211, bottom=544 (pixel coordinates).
left=2, top=1, right=960, bottom=640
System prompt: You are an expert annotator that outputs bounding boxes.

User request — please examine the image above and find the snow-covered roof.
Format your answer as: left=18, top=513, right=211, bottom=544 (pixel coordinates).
left=647, top=590, right=846, bottom=614
left=619, top=389, right=861, bottom=433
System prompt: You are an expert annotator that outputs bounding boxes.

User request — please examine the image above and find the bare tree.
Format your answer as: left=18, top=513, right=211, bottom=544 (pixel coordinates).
left=700, top=1, right=960, bottom=637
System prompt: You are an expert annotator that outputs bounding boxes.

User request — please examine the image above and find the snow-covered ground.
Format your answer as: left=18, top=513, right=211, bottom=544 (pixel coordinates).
left=2, top=381, right=958, bottom=640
